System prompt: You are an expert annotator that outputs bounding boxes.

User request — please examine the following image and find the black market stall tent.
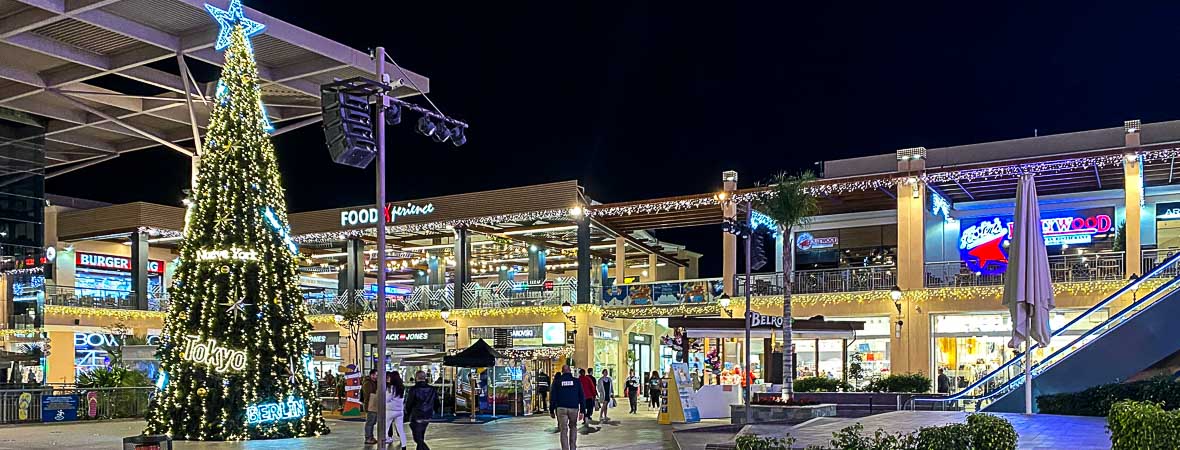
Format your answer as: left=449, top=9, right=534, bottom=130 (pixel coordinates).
left=444, top=339, right=504, bottom=368
left=444, top=339, right=506, bottom=420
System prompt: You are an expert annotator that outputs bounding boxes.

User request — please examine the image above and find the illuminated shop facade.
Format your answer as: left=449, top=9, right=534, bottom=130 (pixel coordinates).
left=8, top=119, right=1180, bottom=394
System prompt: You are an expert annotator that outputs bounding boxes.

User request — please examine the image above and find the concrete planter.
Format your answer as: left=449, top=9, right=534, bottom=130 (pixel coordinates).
left=729, top=403, right=836, bottom=424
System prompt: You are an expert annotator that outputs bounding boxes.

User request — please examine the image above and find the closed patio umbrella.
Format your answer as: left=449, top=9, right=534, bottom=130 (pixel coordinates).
left=1002, top=173, right=1055, bottom=414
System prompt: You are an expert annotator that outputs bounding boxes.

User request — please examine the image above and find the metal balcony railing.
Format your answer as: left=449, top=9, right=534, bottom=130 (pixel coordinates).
left=1143, top=248, right=1180, bottom=279
left=924, top=252, right=1125, bottom=288
left=734, top=266, right=896, bottom=296
left=44, top=285, right=136, bottom=309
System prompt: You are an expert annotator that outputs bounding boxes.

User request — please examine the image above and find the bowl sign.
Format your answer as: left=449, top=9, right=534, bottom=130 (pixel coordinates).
left=796, top=232, right=838, bottom=251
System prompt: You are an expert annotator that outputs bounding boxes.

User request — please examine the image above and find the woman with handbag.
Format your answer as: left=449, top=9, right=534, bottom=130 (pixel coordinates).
left=597, top=369, right=614, bottom=422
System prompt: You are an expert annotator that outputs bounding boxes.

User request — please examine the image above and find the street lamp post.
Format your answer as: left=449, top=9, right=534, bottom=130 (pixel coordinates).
left=742, top=199, right=753, bottom=425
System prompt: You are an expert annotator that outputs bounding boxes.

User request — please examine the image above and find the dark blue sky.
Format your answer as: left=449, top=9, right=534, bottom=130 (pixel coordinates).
left=46, top=1, right=1180, bottom=274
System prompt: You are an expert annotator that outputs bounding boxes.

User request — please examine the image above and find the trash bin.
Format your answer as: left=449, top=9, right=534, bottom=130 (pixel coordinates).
left=122, top=434, right=172, bottom=450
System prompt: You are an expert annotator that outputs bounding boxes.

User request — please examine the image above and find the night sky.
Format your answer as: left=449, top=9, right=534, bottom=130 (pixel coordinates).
left=45, top=1, right=1180, bottom=275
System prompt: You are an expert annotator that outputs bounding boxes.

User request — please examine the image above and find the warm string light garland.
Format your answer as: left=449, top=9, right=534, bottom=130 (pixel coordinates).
left=603, top=304, right=721, bottom=319
left=296, top=209, right=570, bottom=243
left=448, top=345, right=575, bottom=360
left=46, top=305, right=167, bottom=320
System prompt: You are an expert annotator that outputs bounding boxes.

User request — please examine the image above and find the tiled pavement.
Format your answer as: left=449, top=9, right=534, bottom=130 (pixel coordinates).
left=0, top=408, right=725, bottom=450
left=734, top=411, right=1111, bottom=450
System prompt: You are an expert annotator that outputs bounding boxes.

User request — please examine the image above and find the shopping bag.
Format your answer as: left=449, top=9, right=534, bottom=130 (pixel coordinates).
left=609, top=398, right=617, bottom=408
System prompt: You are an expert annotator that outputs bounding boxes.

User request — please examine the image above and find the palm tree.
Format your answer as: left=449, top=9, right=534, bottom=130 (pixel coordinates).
left=755, top=171, right=819, bottom=399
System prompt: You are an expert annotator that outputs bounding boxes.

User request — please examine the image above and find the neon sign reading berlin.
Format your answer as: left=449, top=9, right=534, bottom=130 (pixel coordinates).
left=182, top=335, right=247, bottom=373
left=245, top=396, right=306, bottom=425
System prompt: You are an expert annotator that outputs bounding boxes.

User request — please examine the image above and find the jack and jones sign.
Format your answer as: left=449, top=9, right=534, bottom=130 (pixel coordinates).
left=958, top=209, right=1113, bottom=275
left=76, top=252, right=165, bottom=274
left=340, top=202, right=435, bottom=227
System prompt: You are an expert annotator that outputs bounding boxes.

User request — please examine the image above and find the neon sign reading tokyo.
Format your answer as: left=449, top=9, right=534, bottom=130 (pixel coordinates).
left=340, top=202, right=434, bottom=227
left=182, top=335, right=247, bottom=373
left=959, top=213, right=1113, bottom=275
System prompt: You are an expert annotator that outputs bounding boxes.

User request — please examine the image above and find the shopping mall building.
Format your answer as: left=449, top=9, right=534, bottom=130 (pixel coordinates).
left=6, top=118, right=1180, bottom=400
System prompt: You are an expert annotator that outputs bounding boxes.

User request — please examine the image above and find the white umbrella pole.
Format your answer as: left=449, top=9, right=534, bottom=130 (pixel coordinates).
left=1024, top=310, right=1032, bottom=414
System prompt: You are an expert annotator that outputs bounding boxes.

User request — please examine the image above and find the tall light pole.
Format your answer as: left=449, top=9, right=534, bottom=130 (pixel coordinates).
left=742, top=199, right=753, bottom=424
left=374, top=46, right=389, bottom=450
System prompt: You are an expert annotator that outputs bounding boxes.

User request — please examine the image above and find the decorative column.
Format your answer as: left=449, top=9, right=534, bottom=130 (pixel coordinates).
left=129, top=230, right=149, bottom=310
left=577, top=216, right=591, bottom=304
left=615, top=236, right=626, bottom=282
left=1124, top=120, right=1143, bottom=279
left=894, top=147, right=928, bottom=376
left=528, top=246, right=546, bottom=281
left=722, top=170, right=738, bottom=295
left=453, top=227, right=469, bottom=309
left=646, top=253, right=658, bottom=282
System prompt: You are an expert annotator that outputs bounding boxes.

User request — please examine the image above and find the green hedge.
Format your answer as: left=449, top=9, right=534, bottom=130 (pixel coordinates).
left=864, top=373, right=932, bottom=393
left=735, top=434, right=794, bottom=450
left=1107, top=400, right=1180, bottom=450
left=795, top=376, right=852, bottom=392
left=739, top=414, right=1016, bottom=449
left=1037, top=376, right=1180, bottom=416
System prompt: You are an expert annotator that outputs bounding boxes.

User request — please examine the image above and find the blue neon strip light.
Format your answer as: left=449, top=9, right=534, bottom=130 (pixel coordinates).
left=245, top=396, right=305, bottom=425
left=262, top=206, right=298, bottom=254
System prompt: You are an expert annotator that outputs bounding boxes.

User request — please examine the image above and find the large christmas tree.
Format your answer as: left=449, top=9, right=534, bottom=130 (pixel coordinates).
left=144, top=2, right=328, bottom=440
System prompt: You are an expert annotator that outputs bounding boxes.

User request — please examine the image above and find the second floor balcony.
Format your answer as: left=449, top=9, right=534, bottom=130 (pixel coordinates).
left=924, top=251, right=1126, bottom=288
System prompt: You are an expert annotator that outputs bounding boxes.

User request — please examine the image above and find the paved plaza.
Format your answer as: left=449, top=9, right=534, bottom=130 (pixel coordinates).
left=728, top=411, right=1111, bottom=450
left=0, top=408, right=728, bottom=450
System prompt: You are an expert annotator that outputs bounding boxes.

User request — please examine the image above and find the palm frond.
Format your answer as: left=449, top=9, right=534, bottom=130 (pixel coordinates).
left=755, top=171, right=820, bottom=233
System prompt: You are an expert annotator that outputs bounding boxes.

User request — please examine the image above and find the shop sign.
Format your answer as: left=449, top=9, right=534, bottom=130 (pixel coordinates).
left=959, top=210, right=1113, bottom=275
left=795, top=232, right=838, bottom=251
left=308, top=332, right=339, bottom=357
left=593, top=327, right=620, bottom=341
left=1158, top=202, right=1180, bottom=221
left=370, top=329, right=445, bottom=347
left=630, top=333, right=652, bottom=345
left=340, top=202, right=435, bottom=227
left=748, top=311, right=785, bottom=328
left=41, top=395, right=78, bottom=422
left=76, top=252, right=165, bottom=274
left=471, top=326, right=545, bottom=347
left=542, top=323, right=565, bottom=345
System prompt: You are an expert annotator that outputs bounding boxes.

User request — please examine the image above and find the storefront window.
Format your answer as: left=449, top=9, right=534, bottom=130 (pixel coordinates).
left=592, top=327, right=620, bottom=392
left=362, top=329, right=446, bottom=377
left=795, top=225, right=898, bottom=271
left=931, top=308, right=1106, bottom=390
left=829, top=316, right=891, bottom=386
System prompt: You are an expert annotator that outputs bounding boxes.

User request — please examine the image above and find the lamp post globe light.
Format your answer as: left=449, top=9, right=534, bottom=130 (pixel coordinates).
left=440, top=307, right=451, bottom=321
left=718, top=294, right=731, bottom=309
left=889, top=284, right=903, bottom=302
left=561, top=301, right=573, bottom=315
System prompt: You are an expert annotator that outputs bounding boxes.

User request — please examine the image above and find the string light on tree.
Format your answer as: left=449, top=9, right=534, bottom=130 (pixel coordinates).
left=144, top=0, right=328, bottom=439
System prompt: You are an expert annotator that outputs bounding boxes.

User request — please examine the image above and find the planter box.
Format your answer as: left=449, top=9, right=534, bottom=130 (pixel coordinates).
left=729, top=403, right=836, bottom=424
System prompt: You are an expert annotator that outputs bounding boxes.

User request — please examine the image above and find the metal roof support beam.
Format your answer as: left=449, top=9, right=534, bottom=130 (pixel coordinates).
left=176, top=51, right=202, bottom=155
left=589, top=217, right=685, bottom=267
left=271, top=115, right=321, bottom=137
left=47, top=153, right=119, bottom=178
left=49, top=89, right=193, bottom=157
left=952, top=179, right=976, bottom=200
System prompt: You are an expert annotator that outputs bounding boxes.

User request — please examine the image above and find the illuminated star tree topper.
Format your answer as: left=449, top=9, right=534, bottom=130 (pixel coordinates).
left=205, top=0, right=266, bottom=51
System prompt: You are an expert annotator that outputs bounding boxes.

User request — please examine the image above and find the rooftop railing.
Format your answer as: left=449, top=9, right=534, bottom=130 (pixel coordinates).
left=924, top=251, right=1125, bottom=288
left=734, top=265, right=896, bottom=296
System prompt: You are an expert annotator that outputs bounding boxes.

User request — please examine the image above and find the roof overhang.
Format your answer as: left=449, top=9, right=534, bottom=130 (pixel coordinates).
left=0, top=0, right=428, bottom=175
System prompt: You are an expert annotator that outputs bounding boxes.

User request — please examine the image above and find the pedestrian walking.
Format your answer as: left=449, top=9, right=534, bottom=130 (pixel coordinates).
left=578, top=368, right=597, bottom=425
left=535, top=369, right=551, bottom=412
left=624, top=370, right=640, bottom=414
left=361, top=369, right=378, bottom=445
left=550, top=365, right=585, bottom=450
left=597, top=369, right=614, bottom=422
left=384, top=372, right=407, bottom=449
left=648, top=371, right=662, bottom=409
left=404, top=370, right=437, bottom=450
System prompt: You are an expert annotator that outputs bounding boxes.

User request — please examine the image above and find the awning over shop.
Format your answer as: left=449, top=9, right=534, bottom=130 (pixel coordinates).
left=670, top=316, right=865, bottom=340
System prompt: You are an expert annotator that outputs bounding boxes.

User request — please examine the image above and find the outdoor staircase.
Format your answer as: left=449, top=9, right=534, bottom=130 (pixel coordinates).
left=915, top=251, right=1180, bottom=412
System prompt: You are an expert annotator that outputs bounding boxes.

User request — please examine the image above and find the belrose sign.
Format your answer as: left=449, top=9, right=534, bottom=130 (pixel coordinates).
left=747, top=312, right=785, bottom=328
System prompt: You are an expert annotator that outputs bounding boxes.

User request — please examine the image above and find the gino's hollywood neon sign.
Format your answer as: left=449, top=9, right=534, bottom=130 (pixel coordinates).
left=959, top=213, right=1113, bottom=274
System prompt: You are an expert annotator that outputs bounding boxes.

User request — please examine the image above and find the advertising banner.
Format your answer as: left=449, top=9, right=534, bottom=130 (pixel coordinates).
left=666, top=362, right=700, bottom=423
left=41, top=395, right=78, bottom=422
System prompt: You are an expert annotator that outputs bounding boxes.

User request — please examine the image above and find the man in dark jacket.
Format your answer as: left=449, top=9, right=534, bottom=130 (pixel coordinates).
left=360, top=369, right=378, bottom=445
left=550, top=365, right=585, bottom=450
left=535, top=370, right=551, bottom=412
left=404, top=370, right=437, bottom=450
